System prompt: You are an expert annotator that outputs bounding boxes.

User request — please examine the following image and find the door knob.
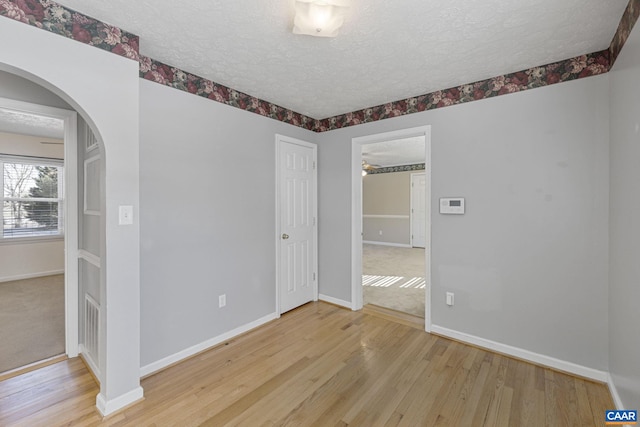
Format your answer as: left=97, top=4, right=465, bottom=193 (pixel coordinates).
left=282, top=234, right=289, bottom=240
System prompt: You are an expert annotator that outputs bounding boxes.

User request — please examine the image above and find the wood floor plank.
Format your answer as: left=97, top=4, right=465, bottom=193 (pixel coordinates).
left=0, top=302, right=615, bottom=426
left=469, top=353, right=505, bottom=425
left=478, top=356, right=510, bottom=426
left=518, top=362, right=543, bottom=427
left=228, top=331, right=363, bottom=425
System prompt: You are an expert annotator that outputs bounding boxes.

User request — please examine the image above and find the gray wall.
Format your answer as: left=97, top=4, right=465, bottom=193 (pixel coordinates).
left=363, top=170, right=413, bottom=245
left=609, top=22, right=640, bottom=408
left=0, top=70, right=71, bottom=109
left=317, top=75, right=610, bottom=370
left=139, top=80, right=317, bottom=366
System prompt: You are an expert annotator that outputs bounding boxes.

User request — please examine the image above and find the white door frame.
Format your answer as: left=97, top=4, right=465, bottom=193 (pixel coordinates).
left=410, top=172, right=426, bottom=248
left=275, top=134, right=318, bottom=316
left=0, top=96, right=78, bottom=356
left=351, top=126, right=432, bottom=332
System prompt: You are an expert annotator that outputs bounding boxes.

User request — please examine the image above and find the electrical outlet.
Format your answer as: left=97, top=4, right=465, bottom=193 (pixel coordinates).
left=379, top=230, right=383, bottom=236
left=219, top=294, right=226, bottom=308
left=446, top=292, right=454, bottom=306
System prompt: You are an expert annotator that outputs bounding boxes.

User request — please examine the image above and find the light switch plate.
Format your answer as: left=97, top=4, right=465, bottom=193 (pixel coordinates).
left=446, top=292, right=455, bottom=306
left=119, top=205, right=133, bottom=225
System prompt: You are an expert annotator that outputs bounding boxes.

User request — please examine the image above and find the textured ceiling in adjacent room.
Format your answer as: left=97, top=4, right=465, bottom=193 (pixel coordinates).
left=362, top=137, right=425, bottom=167
left=55, top=0, right=629, bottom=119
left=0, top=108, right=64, bottom=139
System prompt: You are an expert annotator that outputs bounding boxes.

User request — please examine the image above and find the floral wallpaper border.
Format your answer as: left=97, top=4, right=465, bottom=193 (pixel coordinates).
left=609, top=0, right=640, bottom=66
left=140, top=56, right=317, bottom=131
left=316, top=50, right=610, bottom=132
left=140, top=50, right=610, bottom=133
left=0, top=0, right=140, bottom=62
left=366, top=164, right=425, bottom=175
left=1, top=0, right=637, bottom=133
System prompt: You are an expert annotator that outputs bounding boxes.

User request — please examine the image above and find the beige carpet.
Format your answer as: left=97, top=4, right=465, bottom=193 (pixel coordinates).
left=0, top=275, right=65, bottom=373
left=363, top=244, right=426, bottom=317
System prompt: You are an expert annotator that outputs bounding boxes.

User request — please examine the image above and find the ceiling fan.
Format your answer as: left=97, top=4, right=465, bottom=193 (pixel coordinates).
left=362, top=160, right=380, bottom=170
left=362, top=160, right=380, bottom=176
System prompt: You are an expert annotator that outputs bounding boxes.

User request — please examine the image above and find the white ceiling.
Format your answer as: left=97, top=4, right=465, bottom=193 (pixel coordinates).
left=0, top=108, right=64, bottom=139
left=54, top=0, right=628, bottom=119
left=362, top=137, right=425, bottom=167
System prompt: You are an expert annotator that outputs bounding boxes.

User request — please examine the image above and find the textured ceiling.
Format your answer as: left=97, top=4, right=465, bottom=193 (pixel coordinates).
left=55, top=0, right=628, bottom=119
left=362, top=137, right=425, bottom=167
left=0, top=108, right=64, bottom=139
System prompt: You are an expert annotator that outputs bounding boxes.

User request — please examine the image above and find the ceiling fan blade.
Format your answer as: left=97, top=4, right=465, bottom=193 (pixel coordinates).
left=362, top=160, right=381, bottom=170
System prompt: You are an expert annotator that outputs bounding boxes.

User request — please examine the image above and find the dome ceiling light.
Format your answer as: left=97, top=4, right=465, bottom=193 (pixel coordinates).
left=293, top=0, right=349, bottom=38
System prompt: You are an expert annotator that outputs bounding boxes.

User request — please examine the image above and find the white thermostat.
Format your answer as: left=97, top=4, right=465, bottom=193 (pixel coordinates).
left=440, top=198, right=465, bottom=214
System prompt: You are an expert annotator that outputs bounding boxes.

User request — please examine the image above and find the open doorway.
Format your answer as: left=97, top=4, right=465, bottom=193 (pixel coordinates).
left=0, top=96, right=78, bottom=376
left=351, top=126, right=432, bottom=331
left=361, top=137, right=426, bottom=318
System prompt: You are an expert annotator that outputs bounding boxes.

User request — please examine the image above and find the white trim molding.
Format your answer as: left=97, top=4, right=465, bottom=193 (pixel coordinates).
left=319, top=294, right=352, bottom=310
left=78, top=249, right=101, bottom=268
left=362, top=241, right=412, bottom=248
left=363, top=214, right=410, bottom=219
left=0, top=269, right=64, bottom=283
left=96, top=386, right=144, bottom=417
left=431, top=325, right=608, bottom=383
left=607, top=373, right=625, bottom=410
left=140, top=312, right=278, bottom=377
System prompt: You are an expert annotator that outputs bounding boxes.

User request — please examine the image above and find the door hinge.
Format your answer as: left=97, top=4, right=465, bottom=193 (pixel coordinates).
left=313, top=272, right=316, bottom=281
left=313, top=217, right=316, bottom=226
left=312, top=161, right=316, bottom=170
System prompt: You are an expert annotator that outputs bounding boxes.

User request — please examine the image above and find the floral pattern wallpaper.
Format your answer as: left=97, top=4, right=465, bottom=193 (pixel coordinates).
left=0, top=0, right=139, bottom=61
left=140, top=50, right=610, bottom=133
left=140, top=56, right=317, bottom=131
left=1, top=0, right=638, bottom=133
left=316, top=50, right=610, bottom=132
left=367, top=164, right=425, bottom=175
left=610, top=0, right=640, bottom=65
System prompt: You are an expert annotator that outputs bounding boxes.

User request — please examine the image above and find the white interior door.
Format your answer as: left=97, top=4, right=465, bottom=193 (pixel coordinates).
left=277, top=135, right=317, bottom=314
left=411, top=173, right=426, bottom=248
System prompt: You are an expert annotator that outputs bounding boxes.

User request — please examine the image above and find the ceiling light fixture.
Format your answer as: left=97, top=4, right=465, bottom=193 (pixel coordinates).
left=293, top=0, right=348, bottom=38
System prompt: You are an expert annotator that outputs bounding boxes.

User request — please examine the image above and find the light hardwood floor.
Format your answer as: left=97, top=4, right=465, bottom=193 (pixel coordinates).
left=0, top=302, right=613, bottom=426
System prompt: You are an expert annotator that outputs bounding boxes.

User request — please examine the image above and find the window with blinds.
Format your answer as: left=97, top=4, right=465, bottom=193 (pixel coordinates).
left=1, top=155, right=64, bottom=240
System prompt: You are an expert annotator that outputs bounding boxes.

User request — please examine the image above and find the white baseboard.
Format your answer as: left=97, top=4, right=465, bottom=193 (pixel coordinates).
left=96, top=386, right=144, bottom=416
left=431, top=325, right=608, bottom=383
left=607, top=373, right=625, bottom=410
left=363, top=241, right=411, bottom=248
left=0, top=269, right=64, bottom=283
left=139, top=312, right=278, bottom=377
left=319, top=294, right=352, bottom=310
